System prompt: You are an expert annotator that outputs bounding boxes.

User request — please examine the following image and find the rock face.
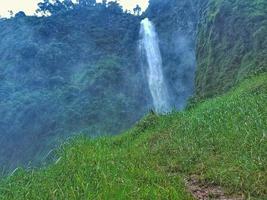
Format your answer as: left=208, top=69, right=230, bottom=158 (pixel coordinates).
left=195, top=0, right=267, bottom=98
left=147, top=0, right=267, bottom=99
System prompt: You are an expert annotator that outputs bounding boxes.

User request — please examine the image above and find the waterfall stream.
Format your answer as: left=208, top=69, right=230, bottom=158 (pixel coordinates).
left=139, top=18, right=171, bottom=113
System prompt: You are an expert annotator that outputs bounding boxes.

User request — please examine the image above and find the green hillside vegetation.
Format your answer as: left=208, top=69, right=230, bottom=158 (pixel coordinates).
left=196, top=0, right=267, bottom=99
left=0, top=74, right=266, bottom=200
left=1, top=0, right=266, bottom=174
left=0, top=2, right=149, bottom=171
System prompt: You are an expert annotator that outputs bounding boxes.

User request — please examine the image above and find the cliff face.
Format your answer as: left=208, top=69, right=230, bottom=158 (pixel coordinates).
left=195, top=0, right=267, bottom=98
left=148, top=0, right=267, bottom=99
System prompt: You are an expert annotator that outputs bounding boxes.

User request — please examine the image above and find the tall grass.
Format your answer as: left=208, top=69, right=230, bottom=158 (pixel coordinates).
left=0, top=74, right=266, bottom=199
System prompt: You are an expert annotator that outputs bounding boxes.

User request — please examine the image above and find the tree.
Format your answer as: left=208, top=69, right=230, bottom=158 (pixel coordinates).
left=15, top=11, right=26, bottom=18
left=62, top=0, right=75, bottom=10
left=77, top=0, right=96, bottom=7
left=107, top=1, right=123, bottom=14
left=124, top=10, right=130, bottom=14
left=133, top=4, right=141, bottom=16
left=36, top=0, right=104, bottom=15
left=102, top=0, right=107, bottom=7
left=8, top=10, right=14, bottom=17
left=36, top=0, right=52, bottom=15
left=36, top=0, right=74, bottom=15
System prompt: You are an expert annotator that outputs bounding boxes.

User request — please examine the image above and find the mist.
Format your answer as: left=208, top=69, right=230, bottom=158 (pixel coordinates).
left=0, top=0, right=199, bottom=173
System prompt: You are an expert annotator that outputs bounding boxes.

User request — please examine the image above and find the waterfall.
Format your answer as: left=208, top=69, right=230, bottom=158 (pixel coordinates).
left=139, top=18, right=171, bottom=113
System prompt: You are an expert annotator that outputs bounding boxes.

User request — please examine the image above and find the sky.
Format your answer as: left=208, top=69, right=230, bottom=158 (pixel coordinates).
left=0, top=0, right=149, bottom=17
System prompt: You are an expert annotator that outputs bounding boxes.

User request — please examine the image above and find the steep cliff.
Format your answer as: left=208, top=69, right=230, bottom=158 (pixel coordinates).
left=196, top=0, right=267, bottom=98
left=147, top=0, right=267, bottom=99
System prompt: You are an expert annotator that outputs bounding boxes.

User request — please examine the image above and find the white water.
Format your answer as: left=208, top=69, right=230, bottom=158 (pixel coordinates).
left=140, top=18, right=171, bottom=113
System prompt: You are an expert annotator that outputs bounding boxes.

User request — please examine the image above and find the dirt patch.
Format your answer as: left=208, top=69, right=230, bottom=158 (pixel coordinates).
left=185, top=175, right=244, bottom=200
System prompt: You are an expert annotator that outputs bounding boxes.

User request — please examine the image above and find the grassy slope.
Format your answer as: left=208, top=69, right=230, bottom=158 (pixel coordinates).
left=0, top=74, right=266, bottom=199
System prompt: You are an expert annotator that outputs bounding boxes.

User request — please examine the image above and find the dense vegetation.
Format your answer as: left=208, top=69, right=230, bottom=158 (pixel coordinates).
left=0, top=0, right=202, bottom=172
left=0, top=1, right=150, bottom=172
left=0, top=0, right=266, bottom=198
left=0, top=74, right=266, bottom=199
left=147, top=0, right=267, bottom=99
left=196, top=0, right=267, bottom=98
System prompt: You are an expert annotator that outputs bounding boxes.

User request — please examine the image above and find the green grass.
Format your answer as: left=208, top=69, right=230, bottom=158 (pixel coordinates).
left=0, top=74, right=266, bottom=200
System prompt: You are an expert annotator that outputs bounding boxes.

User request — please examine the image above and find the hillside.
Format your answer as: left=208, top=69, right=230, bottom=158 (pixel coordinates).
left=0, top=74, right=266, bottom=199
left=195, top=0, right=267, bottom=98
left=0, top=3, right=149, bottom=171
left=146, top=0, right=267, bottom=99
left=0, top=0, right=203, bottom=172
left=0, top=0, right=266, bottom=199
left=1, top=0, right=266, bottom=172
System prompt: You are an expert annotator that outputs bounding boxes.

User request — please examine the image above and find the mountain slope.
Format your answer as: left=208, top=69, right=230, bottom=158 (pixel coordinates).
left=196, top=0, right=267, bottom=98
left=0, top=0, right=201, bottom=172
left=0, top=74, right=266, bottom=199
left=0, top=6, right=149, bottom=171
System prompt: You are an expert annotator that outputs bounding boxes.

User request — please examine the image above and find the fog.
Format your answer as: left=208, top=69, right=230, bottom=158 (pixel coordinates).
left=0, top=0, right=198, bottom=173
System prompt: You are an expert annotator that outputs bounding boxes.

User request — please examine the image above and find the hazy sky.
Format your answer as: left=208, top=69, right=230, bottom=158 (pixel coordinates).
left=0, top=0, right=149, bottom=17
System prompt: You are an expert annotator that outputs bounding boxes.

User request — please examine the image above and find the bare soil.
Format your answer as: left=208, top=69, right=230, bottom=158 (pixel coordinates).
left=185, top=175, right=245, bottom=200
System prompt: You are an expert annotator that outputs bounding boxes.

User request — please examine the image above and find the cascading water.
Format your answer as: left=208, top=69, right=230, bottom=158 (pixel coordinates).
left=139, top=18, right=171, bottom=113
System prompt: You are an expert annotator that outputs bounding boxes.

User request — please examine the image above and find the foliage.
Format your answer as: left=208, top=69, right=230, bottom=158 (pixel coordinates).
left=147, top=0, right=267, bottom=101
left=196, top=0, right=267, bottom=99
left=133, top=5, right=141, bottom=16
left=0, top=0, right=266, bottom=181
left=0, top=3, right=149, bottom=172
left=14, top=11, right=26, bottom=18
left=0, top=74, right=266, bottom=199
left=36, top=0, right=123, bottom=15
